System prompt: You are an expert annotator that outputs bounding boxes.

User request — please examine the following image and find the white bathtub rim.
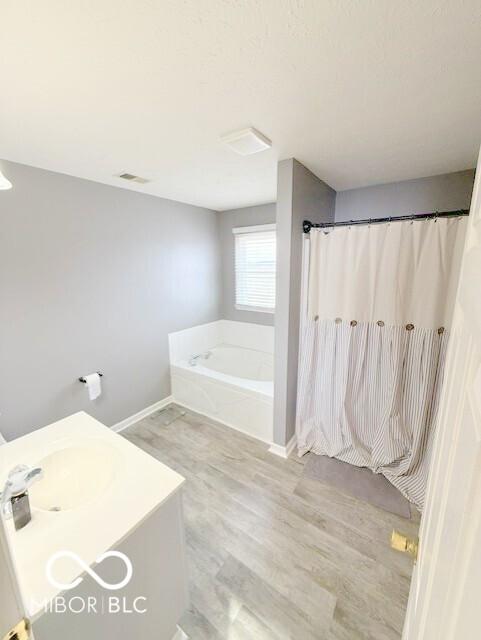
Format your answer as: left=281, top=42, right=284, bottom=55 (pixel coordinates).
left=216, top=341, right=273, bottom=355
left=171, top=361, right=273, bottom=398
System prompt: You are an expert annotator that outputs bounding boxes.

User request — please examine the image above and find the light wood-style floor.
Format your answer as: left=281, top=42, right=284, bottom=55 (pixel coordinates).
left=122, top=405, right=420, bottom=640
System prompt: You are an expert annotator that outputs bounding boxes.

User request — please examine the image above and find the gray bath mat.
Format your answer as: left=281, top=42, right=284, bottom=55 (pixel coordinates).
left=303, top=454, right=412, bottom=518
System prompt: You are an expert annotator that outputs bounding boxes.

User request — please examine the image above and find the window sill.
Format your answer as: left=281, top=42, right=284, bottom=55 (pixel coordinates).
left=235, top=305, right=275, bottom=314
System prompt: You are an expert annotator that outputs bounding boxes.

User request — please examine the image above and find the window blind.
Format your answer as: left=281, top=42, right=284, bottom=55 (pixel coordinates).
left=233, top=224, right=276, bottom=313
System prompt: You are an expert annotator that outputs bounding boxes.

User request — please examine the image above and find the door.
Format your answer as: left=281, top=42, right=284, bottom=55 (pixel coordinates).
left=403, top=148, right=481, bottom=639
left=0, top=509, right=31, bottom=639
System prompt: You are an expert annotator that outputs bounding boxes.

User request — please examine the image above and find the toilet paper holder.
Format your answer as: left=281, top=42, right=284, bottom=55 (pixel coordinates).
left=78, top=372, right=104, bottom=383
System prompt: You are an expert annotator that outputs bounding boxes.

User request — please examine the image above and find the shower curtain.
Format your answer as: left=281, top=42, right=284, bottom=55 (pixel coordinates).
left=296, top=218, right=467, bottom=509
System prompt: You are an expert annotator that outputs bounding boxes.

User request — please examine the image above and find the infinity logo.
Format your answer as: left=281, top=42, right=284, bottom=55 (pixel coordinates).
left=46, top=550, right=133, bottom=591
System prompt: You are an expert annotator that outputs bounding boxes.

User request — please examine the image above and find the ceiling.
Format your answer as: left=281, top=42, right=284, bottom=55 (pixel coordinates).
left=1, top=1, right=480, bottom=211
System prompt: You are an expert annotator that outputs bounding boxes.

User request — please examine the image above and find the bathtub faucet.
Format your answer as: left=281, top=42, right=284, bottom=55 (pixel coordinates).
left=189, top=351, right=212, bottom=366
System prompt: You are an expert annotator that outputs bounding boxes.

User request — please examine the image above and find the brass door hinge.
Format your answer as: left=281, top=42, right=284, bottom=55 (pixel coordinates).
left=391, top=529, right=419, bottom=562
left=2, top=618, right=30, bottom=640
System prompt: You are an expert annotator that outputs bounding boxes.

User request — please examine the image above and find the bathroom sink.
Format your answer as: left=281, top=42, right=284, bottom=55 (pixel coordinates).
left=29, top=441, right=121, bottom=512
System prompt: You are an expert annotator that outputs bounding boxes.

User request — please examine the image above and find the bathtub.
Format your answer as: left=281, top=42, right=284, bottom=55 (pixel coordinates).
left=168, top=320, right=274, bottom=443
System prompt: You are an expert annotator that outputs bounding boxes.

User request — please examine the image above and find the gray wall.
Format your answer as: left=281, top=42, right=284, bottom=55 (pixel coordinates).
left=273, top=159, right=336, bottom=446
left=219, top=203, right=276, bottom=326
left=335, top=170, right=475, bottom=221
left=0, top=160, right=221, bottom=441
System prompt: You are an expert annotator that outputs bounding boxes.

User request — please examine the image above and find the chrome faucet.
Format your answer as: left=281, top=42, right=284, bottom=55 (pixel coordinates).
left=1, top=465, right=43, bottom=530
left=189, top=351, right=212, bottom=366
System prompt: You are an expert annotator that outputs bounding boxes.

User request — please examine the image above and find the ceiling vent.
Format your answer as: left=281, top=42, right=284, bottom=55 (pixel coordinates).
left=116, top=172, right=150, bottom=184
left=221, top=127, right=272, bottom=155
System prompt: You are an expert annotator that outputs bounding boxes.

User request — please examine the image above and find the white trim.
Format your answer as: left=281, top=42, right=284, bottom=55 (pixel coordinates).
left=232, top=223, right=276, bottom=235
left=172, top=626, right=188, bottom=640
left=173, top=399, right=273, bottom=446
left=111, top=395, right=174, bottom=433
left=235, top=304, right=275, bottom=314
left=268, top=434, right=297, bottom=459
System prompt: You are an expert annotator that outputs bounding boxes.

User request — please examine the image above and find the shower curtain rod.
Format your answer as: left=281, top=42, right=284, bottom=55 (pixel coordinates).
left=302, top=209, right=469, bottom=233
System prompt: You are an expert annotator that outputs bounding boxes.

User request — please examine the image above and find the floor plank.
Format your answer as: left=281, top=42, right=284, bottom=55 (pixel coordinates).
left=123, top=405, right=418, bottom=639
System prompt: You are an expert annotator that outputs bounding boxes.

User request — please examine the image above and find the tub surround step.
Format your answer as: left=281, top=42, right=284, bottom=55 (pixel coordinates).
left=168, top=321, right=274, bottom=444
left=172, top=398, right=273, bottom=445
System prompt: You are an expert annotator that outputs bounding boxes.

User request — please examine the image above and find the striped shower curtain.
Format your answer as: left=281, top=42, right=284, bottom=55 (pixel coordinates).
left=296, top=218, right=467, bottom=509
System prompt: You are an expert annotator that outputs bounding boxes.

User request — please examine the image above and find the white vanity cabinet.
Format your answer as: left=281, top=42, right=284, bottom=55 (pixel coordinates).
left=32, top=489, right=188, bottom=640
left=0, top=412, right=189, bottom=640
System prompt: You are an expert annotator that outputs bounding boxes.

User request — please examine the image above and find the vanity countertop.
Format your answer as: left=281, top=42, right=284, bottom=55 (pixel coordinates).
left=0, top=412, right=185, bottom=620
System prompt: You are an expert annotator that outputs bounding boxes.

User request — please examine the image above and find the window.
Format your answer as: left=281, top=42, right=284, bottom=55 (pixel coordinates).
left=233, top=224, right=276, bottom=313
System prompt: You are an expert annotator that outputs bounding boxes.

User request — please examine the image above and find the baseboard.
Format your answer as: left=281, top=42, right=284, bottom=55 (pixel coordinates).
left=111, top=395, right=174, bottom=433
left=112, top=395, right=291, bottom=458
left=172, top=626, right=188, bottom=640
left=173, top=398, right=273, bottom=446
left=268, top=433, right=297, bottom=459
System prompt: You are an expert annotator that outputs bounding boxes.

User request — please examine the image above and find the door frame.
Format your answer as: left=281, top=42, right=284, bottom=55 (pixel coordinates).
left=403, top=147, right=481, bottom=638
